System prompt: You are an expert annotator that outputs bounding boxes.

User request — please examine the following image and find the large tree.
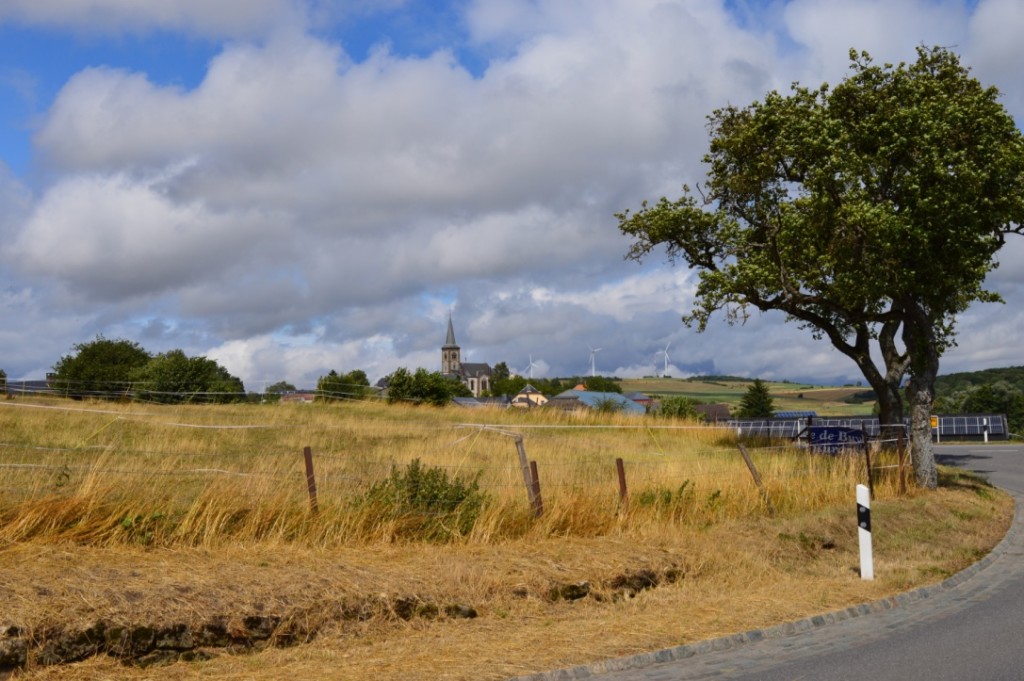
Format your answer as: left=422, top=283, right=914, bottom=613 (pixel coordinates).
left=131, top=349, right=245, bottom=403
left=52, top=337, right=151, bottom=398
left=618, top=47, right=1024, bottom=488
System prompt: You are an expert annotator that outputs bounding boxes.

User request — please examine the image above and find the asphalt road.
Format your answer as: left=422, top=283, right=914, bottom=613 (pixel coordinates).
left=515, top=444, right=1024, bottom=681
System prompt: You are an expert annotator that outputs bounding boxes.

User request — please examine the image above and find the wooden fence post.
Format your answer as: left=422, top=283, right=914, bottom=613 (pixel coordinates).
left=529, top=460, right=544, bottom=518
left=738, top=444, right=775, bottom=516
left=860, top=420, right=874, bottom=501
left=897, top=428, right=907, bottom=496
left=514, top=435, right=538, bottom=511
left=303, top=446, right=319, bottom=515
left=615, top=457, right=628, bottom=504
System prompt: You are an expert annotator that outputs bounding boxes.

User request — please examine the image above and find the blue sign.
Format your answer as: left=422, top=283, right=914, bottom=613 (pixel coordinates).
left=808, top=426, right=865, bottom=454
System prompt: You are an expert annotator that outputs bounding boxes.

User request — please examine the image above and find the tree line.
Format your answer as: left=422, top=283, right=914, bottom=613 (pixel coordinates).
left=49, top=337, right=246, bottom=403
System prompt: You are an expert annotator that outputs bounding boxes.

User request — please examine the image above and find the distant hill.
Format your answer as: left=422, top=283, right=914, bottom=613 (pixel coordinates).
left=618, top=376, right=872, bottom=417
left=935, top=366, right=1024, bottom=393
left=618, top=367, right=1024, bottom=424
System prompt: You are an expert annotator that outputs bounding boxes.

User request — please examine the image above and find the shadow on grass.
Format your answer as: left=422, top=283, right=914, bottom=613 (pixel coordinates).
left=937, top=465, right=997, bottom=499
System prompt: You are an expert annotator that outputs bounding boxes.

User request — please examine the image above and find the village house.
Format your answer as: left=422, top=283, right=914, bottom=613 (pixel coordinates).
left=511, top=384, right=548, bottom=408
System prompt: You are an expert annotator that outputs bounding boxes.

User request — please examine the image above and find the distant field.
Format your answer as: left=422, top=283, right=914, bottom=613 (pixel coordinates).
left=620, top=377, right=875, bottom=417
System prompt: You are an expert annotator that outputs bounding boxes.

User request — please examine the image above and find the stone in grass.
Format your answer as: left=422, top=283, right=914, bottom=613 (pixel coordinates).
left=0, top=638, right=28, bottom=669
left=154, top=623, right=194, bottom=651
left=179, top=649, right=216, bottom=663
left=444, top=605, right=478, bottom=619
left=609, top=569, right=660, bottom=597
left=37, top=622, right=106, bottom=665
left=104, top=625, right=156, bottom=657
left=195, top=619, right=232, bottom=648
left=549, top=581, right=591, bottom=602
left=391, top=597, right=420, bottom=621
left=136, top=649, right=180, bottom=668
left=415, top=603, right=440, bottom=620
left=243, top=615, right=281, bottom=641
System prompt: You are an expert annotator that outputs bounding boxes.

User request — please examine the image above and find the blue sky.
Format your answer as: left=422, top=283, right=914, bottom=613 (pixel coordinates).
left=1, top=0, right=1023, bottom=390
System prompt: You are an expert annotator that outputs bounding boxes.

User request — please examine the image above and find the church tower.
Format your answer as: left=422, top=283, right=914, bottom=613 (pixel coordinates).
left=441, top=313, right=461, bottom=375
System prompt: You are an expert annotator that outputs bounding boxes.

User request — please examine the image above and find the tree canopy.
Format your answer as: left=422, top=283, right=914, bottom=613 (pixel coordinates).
left=266, top=381, right=297, bottom=394
left=52, top=337, right=151, bottom=398
left=130, top=349, right=245, bottom=403
left=52, top=338, right=244, bottom=403
left=316, top=370, right=372, bottom=401
left=618, top=47, right=1024, bottom=488
left=385, top=368, right=472, bottom=406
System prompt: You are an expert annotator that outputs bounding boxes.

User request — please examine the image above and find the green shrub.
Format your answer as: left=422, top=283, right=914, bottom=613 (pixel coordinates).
left=656, top=396, right=700, bottom=419
left=363, top=459, right=486, bottom=541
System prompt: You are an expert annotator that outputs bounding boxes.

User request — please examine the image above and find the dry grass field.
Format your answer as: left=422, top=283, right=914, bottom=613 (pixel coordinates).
left=0, top=396, right=1011, bottom=680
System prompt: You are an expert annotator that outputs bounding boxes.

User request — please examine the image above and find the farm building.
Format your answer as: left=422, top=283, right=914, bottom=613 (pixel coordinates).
left=546, top=390, right=646, bottom=414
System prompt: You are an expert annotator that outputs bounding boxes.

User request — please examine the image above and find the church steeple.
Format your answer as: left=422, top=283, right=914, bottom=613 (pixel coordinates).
left=441, top=312, right=461, bottom=375
left=444, top=313, right=457, bottom=348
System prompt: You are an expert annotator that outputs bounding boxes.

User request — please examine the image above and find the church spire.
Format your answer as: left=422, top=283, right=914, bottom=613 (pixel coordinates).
left=441, top=311, right=461, bottom=375
left=444, top=311, right=458, bottom=348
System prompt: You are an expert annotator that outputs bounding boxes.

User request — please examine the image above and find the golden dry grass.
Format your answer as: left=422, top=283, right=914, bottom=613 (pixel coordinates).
left=0, top=396, right=1013, bottom=680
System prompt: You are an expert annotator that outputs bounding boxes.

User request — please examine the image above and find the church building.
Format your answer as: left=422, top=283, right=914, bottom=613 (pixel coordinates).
left=441, top=314, right=493, bottom=397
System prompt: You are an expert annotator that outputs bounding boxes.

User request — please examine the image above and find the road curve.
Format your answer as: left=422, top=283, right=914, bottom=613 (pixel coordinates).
left=513, top=444, right=1024, bottom=681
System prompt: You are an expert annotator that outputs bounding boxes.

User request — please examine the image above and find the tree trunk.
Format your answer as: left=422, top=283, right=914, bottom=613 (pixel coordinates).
left=903, top=310, right=940, bottom=490
left=907, top=372, right=938, bottom=489
left=874, top=380, right=905, bottom=444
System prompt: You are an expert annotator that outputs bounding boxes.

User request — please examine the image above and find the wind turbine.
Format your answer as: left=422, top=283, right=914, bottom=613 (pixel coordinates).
left=659, top=341, right=671, bottom=377
left=522, top=354, right=539, bottom=379
left=588, top=345, right=602, bottom=377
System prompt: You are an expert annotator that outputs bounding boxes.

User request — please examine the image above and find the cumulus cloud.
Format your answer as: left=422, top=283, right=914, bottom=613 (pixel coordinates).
left=782, top=0, right=969, bottom=80
left=2, top=0, right=1023, bottom=388
left=0, top=0, right=306, bottom=37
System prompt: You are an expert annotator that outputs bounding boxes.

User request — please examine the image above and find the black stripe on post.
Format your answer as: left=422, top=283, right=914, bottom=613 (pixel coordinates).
left=857, top=502, right=871, bottom=532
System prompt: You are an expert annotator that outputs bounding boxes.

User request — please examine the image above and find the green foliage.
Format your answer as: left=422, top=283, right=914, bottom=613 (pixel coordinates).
left=655, top=395, right=700, bottom=420
left=637, top=480, right=691, bottom=508
left=491, top=361, right=511, bottom=385
left=316, top=369, right=372, bottom=401
left=363, top=459, right=486, bottom=540
left=385, top=367, right=471, bottom=406
left=0, top=368, right=6, bottom=392
left=489, top=374, right=528, bottom=397
left=583, top=376, right=622, bottom=393
left=593, top=396, right=625, bottom=413
left=52, top=336, right=151, bottom=398
left=736, top=379, right=774, bottom=418
left=266, top=381, right=297, bottom=394
left=935, top=380, right=1024, bottom=434
left=131, top=349, right=245, bottom=403
left=118, top=512, right=171, bottom=546
left=935, top=366, right=1024, bottom=394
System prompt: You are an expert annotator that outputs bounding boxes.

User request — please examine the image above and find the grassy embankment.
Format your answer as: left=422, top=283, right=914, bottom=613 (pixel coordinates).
left=0, top=396, right=1010, bottom=680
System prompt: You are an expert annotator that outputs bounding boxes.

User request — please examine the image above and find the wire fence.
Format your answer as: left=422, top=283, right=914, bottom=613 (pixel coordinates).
left=0, top=406, right=909, bottom=519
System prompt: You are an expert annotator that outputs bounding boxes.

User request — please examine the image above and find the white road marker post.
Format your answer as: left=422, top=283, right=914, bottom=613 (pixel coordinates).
left=857, top=484, right=873, bottom=580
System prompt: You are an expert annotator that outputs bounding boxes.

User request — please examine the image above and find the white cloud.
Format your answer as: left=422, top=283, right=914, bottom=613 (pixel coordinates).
left=3, top=0, right=1024, bottom=389
left=11, top=172, right=280, bottom=302
left=0, top=0, right=306, bottom=37
left=782, top=0, right=969, bottom=80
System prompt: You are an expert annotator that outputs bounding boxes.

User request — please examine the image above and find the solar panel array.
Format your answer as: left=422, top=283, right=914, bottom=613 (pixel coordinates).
left=937, top=415, right=1006, bottom=436
left=726, top=414, right=1007, bottom=440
